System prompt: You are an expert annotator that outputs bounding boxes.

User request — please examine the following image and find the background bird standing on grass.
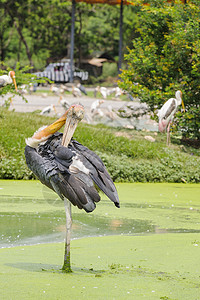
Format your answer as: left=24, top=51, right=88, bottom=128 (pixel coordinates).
left=90, top=99, right=104, bottom=113
left=94, top=86, right=109, bottom=99
left=72, top=85, right=82, bottom=97
left=40, top=104, right=57, bottom=115
left=58, top=95, right=70, bottom=110
left=157, top=90, right=185, bottom=145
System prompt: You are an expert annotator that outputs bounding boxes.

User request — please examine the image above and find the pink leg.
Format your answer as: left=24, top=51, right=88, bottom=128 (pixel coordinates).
left=167, top=122, right=171, bottom=146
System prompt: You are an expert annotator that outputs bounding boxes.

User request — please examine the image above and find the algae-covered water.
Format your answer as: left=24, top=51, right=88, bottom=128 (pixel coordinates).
left=0, top=180, right=200, bottom=299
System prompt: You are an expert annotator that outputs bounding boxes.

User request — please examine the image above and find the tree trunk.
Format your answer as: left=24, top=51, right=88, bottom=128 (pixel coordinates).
left=14, top=21, right=33, bottom=66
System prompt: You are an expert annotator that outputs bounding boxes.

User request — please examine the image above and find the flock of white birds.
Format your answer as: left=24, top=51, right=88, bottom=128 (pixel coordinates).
left=0, top=70, right=185, bottom=145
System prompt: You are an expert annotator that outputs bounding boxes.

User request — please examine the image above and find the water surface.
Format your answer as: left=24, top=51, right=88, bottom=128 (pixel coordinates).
left=0, top=181, right=199, bottom=248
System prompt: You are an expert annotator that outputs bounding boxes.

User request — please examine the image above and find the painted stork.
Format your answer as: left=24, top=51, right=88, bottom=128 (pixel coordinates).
left=90, top=99, right=104, bottom=113
left=90, top=99, right=104, bottom=119
left=72, top=85, right=82, bottom=97
left=50, top=84, right=69, bottom=95
left=114, top=87, right=123, bottom=99
left=24, top=104, right=120, bottom=272
left=40, top=104, right=57, bottom=115
left=0, top=71, right=18, bottom=91
left=158, top=90, right=185, bottom=145
left=50, top=84, right=60, bottom=95
left=94, top=86, right=108, bottom=99
left=58, top=95, right=70, bottom=110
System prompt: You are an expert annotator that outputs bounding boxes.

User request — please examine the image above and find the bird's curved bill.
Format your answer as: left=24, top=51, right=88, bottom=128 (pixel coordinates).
left=32, top=104, right=84, bottom=142
left=181, top=100, right=185, bottom=112
left=12, top=77, right=18, bottom=92
left=62, top=104, right=84, bottom=147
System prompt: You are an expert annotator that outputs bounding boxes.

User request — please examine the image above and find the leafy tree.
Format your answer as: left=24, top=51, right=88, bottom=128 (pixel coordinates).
left=119, top=0, right=200, bottom=139
left=0, top=0, right=137, bottom=70
left=0, top=0, right=72, bottom=68
left=77, top=3, right=137, bottom=61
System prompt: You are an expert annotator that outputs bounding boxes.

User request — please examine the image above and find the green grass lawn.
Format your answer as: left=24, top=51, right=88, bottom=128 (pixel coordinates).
left=0, top=181, right=200, bottom=299
left=0, top=108, right=199, bottom=182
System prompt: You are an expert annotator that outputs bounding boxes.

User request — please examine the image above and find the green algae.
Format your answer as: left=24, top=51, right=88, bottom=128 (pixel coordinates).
left=0, top=234, right=200, bottom=299
left=0, top=180, right=200, bottom=299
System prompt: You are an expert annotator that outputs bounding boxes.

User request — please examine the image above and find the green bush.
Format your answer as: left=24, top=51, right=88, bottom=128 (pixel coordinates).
left=119, top=2, right=200, bottom=140
left=175, top=107, right=200, bottom=140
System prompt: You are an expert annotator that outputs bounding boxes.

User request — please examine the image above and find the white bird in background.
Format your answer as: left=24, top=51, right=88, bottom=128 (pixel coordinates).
left=114, top=87, right=123, bottom=99
left=157, top=90, right=185, bottom=145
left=90, top=99, right=104, bottom=113
left=18, top=84, right=28, bottom=94
left=58, top=95, right=70, bottom=110
left=99, top=86, right=108, bottom=99
left=105, top=105, right=117, bottom=121
left=0, top=71, right=18, bottom=91
left=50, top=84, right=60, bottom=95
left=94, top=86, right=108, bottom=99
left=40, top=104, right=57, bottom=115
left=58, top=84, right=70, bottom=95
left=90, top=99, right=105, bottom=120
left=72, top=85, right=82, bottom=97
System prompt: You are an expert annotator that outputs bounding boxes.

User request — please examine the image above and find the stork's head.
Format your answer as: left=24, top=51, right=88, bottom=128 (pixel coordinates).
left=26, top=104, right=84, bottom=148
left=175, top=90, right=185, bottom=112
left=9, top=71, right=18, bottom=91
left=62, top=104, right=84, bottom=147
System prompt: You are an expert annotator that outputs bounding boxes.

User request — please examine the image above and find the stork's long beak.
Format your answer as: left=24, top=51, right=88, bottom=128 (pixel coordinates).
left=26, top=104, right=84, bottom=148
left=12, top=77, right=18, bottom=92
left=32, top=109, right=71, bottom=141
left=62, top=104, right=84, bottom=147
left=181, top=99, right=185, bottom=112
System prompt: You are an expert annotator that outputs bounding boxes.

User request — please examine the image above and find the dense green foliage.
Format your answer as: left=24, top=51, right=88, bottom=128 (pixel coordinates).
left=119, top=1, right=200, bottom=139
left=175, top=107, right=200, bottom=140
left=0, top=109, right=199, bottom=182
left=0, top=0, right=137, bottom=69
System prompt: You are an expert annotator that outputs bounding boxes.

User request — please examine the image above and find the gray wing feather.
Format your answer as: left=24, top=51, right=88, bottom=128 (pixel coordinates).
left=71, top=140, right=120, bottom=207
left=24, top=145, right=99, bottom=212
left=164, top=99, right=176, bottom=119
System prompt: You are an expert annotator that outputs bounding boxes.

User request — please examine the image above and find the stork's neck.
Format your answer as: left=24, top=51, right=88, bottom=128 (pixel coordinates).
left=6, top=75, right=12, bottom=84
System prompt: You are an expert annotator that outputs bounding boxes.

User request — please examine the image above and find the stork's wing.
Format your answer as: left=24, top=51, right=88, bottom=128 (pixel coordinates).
left=24, top=145, right=56, bottom=189
left=0, top=79, right=6, bottom=88
left=158, top=98, right=176, bottom=120
left=24, top=145, right=100, bottom=212
left=70, top=140, right=120, bottom=208
left=163, top=99, right=176, bottom=120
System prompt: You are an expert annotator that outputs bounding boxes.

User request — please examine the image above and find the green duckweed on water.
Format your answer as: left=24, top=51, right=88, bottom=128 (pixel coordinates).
left=0, top=180, right=200, bottom=299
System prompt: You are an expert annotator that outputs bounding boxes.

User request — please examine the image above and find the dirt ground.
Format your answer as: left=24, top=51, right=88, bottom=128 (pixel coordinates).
left=0, top=90, right=158, bottom=131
